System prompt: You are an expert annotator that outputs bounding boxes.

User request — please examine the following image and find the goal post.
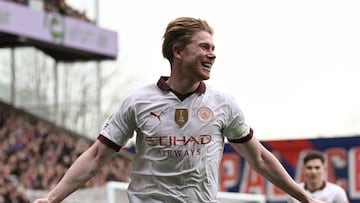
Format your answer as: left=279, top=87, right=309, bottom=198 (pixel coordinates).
left=106, top=181, right=266, bottom=203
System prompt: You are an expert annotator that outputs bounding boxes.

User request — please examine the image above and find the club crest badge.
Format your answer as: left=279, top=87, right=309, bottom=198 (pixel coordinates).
left=197, top=106, right=213, bottom=122
left=175, top=108, right=188, bottom=127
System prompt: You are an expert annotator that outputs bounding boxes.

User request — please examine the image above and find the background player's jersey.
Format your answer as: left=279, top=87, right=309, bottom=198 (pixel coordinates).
left=99, top=77, right=251, bottom=203
left=287, top=182, right=348, bottom=203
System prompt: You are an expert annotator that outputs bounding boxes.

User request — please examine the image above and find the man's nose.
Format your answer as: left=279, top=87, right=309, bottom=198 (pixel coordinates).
left=207, top=53, right=216, bottom=60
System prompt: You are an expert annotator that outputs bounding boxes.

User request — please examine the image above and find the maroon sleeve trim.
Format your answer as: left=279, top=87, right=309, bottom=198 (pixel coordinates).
left=227, top=128, right=254, bottom=143
left=97, top=134, right=122, bottom=151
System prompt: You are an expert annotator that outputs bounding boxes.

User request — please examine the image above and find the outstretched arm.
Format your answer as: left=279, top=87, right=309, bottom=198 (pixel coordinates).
left=34, top=140, right=116, bottom=203
left=230, top=138, right=323, bottom=203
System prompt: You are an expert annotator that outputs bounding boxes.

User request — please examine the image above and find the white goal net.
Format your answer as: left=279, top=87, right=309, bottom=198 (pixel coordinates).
left=106, top=181, right=266, bottom=203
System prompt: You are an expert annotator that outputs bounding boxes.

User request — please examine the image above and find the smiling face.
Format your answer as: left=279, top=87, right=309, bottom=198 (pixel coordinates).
left=178, top=31, right=216, bottom=81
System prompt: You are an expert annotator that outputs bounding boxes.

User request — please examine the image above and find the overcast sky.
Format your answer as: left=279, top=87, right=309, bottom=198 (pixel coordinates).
left=68, top=0, right=360, bottom=141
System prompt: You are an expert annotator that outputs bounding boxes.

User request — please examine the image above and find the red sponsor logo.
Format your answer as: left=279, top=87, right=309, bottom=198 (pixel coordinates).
left=146, top=135, right=211, bottom=146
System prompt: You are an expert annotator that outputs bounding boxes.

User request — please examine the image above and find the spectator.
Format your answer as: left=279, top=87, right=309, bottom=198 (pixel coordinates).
left=43, top=0, right=92, bottom=23
left=0, top=104, right=132, bottom=201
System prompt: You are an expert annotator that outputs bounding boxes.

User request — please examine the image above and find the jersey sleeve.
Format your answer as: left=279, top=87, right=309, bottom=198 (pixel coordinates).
left=99, top=96, right=137, bottom=148
left=222, top=95, right=253, bottom=143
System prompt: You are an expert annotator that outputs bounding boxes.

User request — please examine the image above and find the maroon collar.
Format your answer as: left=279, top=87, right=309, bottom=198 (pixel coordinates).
left=156, top=76, right=206, bottom=100
left=304, top=181, right=326, bottom=192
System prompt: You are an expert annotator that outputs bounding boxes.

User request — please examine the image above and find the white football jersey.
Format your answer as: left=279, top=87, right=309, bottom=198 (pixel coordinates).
left=99, top=77, right=252, bottom=203
left=287, top=182, right=348, bottom=203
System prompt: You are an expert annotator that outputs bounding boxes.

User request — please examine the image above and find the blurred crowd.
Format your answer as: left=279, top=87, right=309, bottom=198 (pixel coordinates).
left=0, top=105, right=132, bottom=203
left=6, top=0, right=92, bottom=23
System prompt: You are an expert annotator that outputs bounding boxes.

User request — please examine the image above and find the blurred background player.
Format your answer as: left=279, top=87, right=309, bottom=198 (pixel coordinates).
left=287, top=150, right=349, bottom=203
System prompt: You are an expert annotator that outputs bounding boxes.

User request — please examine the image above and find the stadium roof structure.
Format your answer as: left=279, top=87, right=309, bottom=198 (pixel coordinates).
left=0, top=1, right=118, bottom=62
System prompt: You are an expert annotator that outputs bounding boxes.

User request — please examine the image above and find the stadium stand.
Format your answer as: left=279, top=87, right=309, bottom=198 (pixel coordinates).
left=6, top=0, right=92, bottom=23
left=0, top=1, right=122, bottom=202
left=0, top=101, right=132, bottom=203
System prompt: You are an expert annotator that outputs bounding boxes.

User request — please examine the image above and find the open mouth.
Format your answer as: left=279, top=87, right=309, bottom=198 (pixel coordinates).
left=202, top=62, right=212, bottom=71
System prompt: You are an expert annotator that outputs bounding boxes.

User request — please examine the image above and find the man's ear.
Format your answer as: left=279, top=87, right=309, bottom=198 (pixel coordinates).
left=172, top=43, right=183, bottom=59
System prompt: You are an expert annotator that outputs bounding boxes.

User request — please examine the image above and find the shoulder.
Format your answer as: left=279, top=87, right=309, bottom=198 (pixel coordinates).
left=121, top=83, right=159, bottom=103
left=112, top=83, right=158, bottom=113
left=129, top=83, right=159, bottom=97
left=326, top=182, right=346, bottom=192
left=324, top=182, right=348, bottom=199
left=205, top=84, right=238, bottom=104
left=325, top=182, right=349, bottom=201
left=204, top=84, right=248, bottom=120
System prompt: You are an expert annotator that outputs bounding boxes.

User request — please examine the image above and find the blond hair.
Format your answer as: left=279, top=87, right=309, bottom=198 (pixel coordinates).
left=162, top=17, right=213, bottom=64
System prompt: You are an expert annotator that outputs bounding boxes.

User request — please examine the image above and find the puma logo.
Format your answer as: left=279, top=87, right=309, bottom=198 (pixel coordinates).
left=150, top=112, right=162, bottom=121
